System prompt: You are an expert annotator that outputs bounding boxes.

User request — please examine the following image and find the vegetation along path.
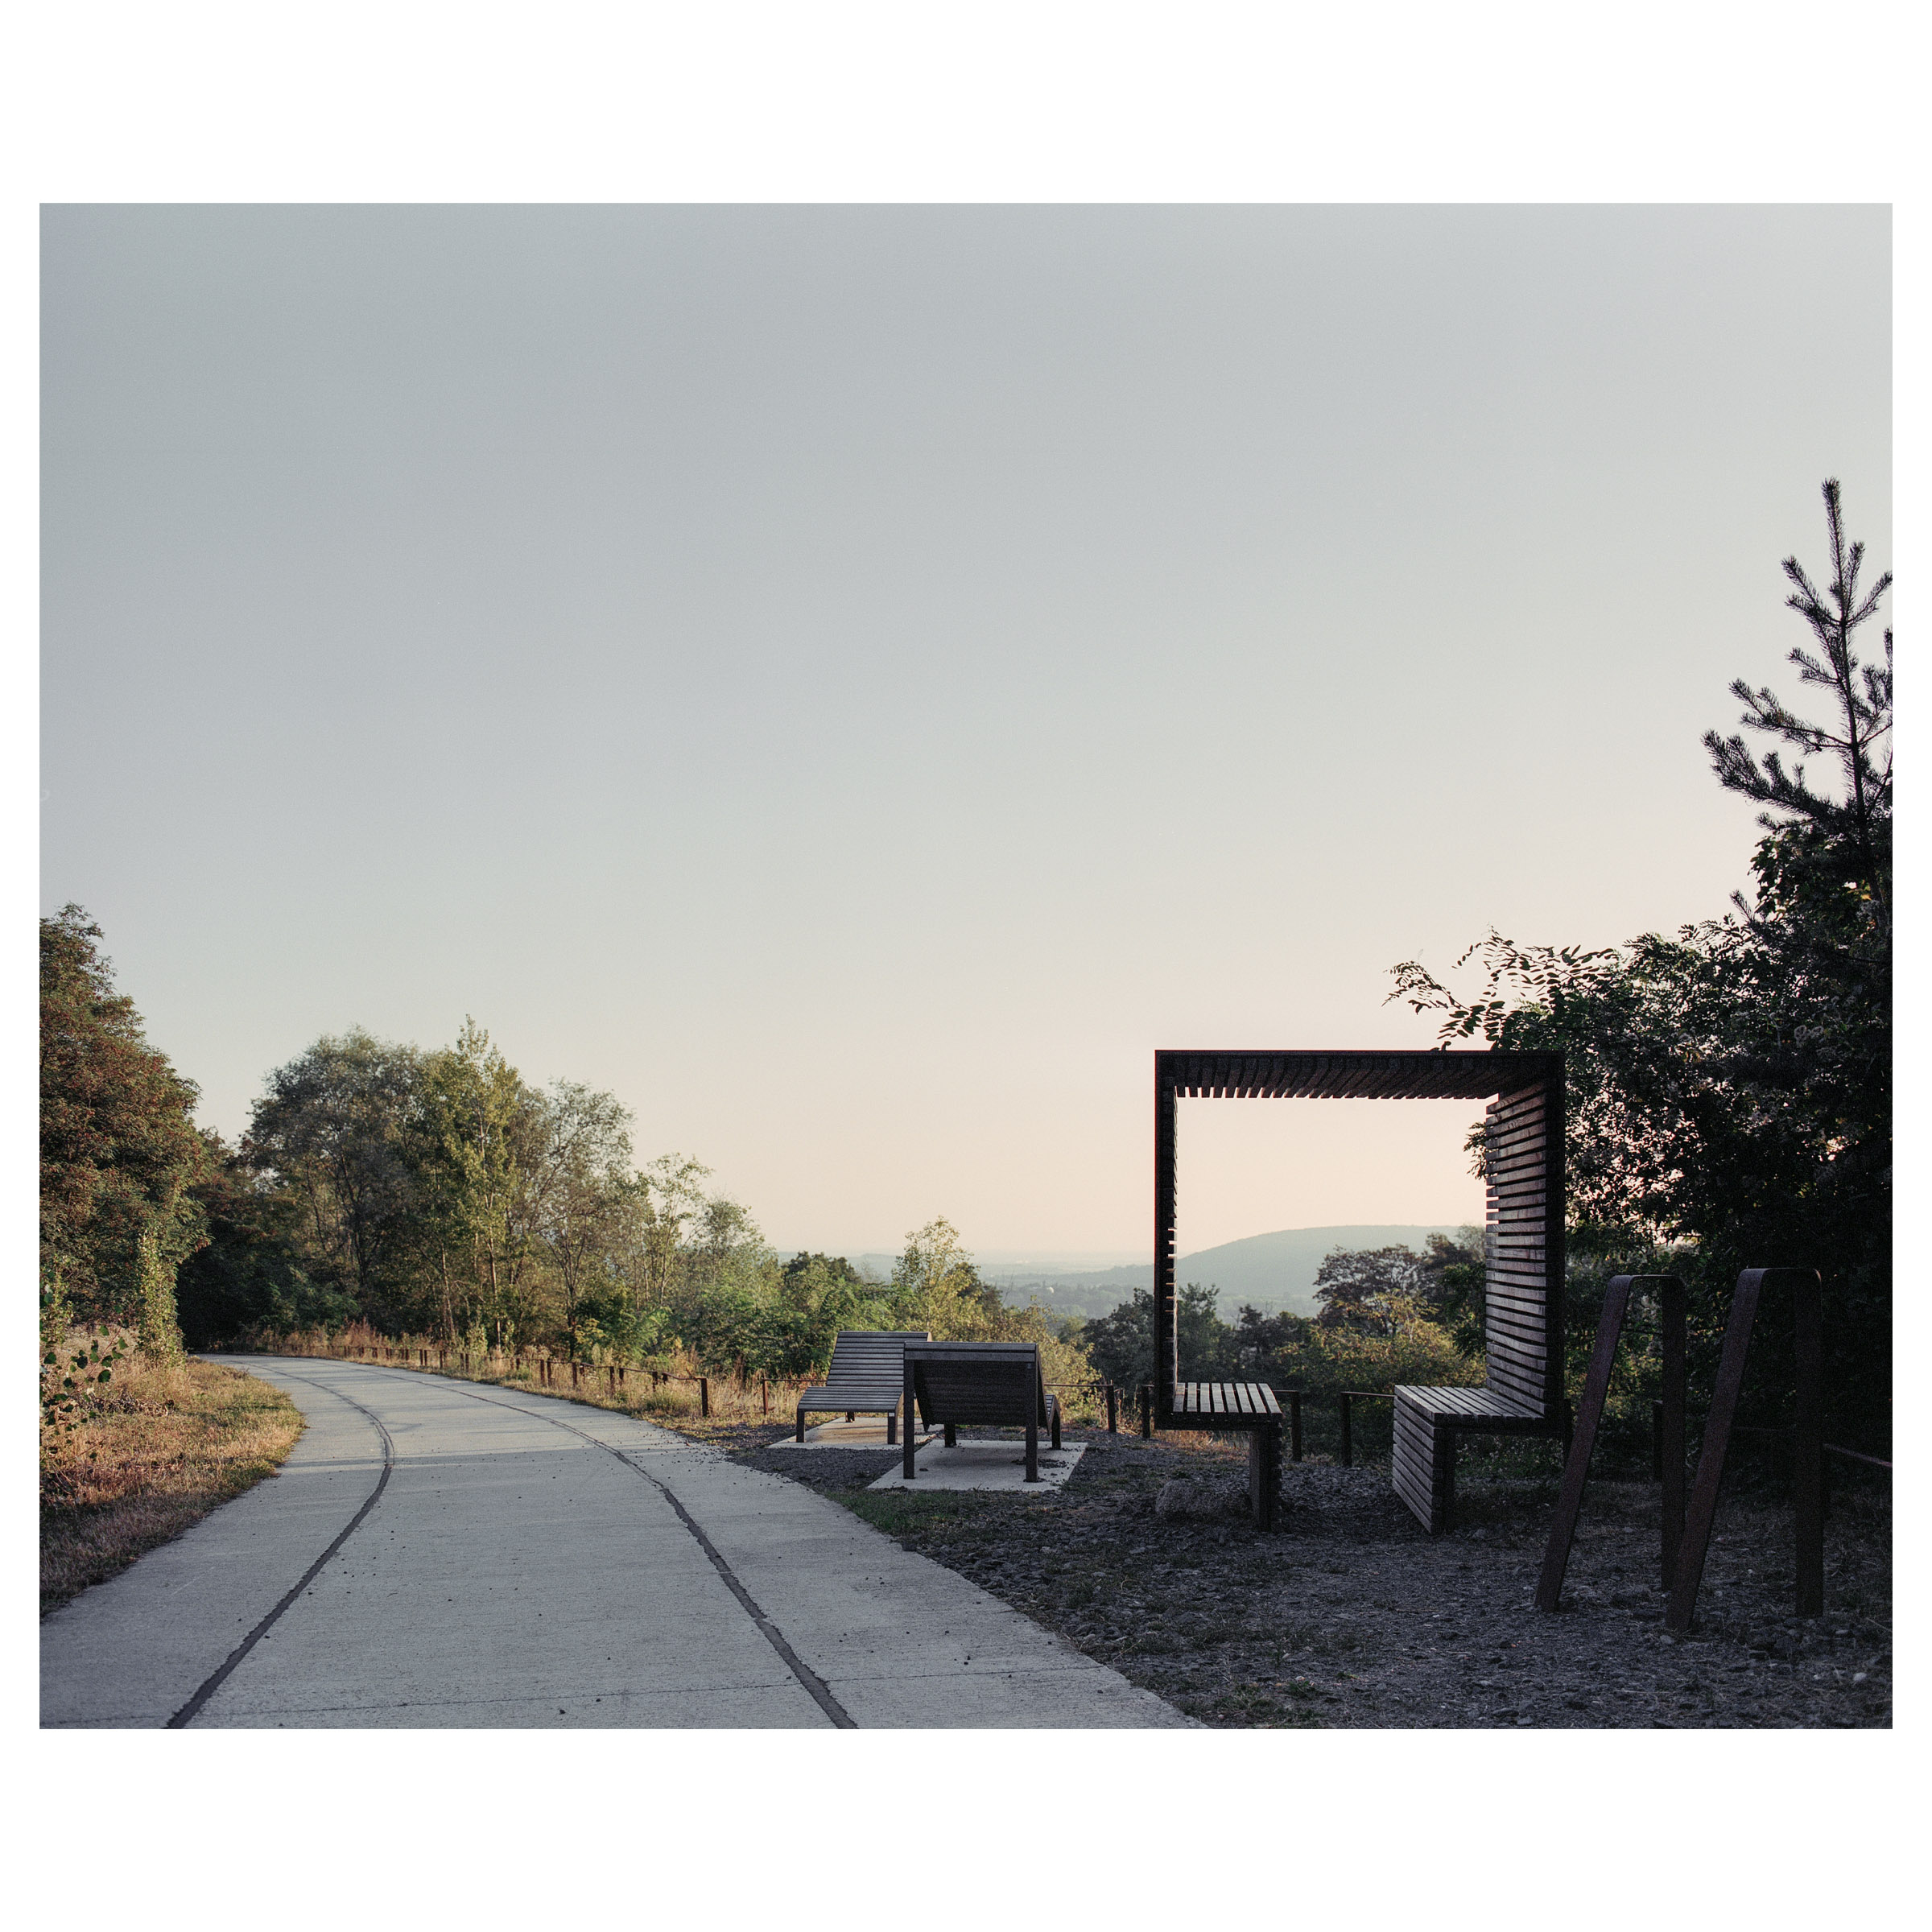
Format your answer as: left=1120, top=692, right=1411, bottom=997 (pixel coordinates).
left=39, top=1356, right=1187, bottom=1729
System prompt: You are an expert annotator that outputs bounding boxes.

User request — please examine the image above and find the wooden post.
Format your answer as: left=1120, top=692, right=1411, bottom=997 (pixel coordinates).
left=1536, top=1274, right=1636, bottom=1611
left=1106, top=1382, right=1117, bottom=1434
left=1661, top=1278, right=1686, bottom=1588
left=699, top=1377, right=709, bottom=1418
left=902, top=1355, right=918, bottom=1480
left=1794, top=1271, right=1824, bottom=1617
left=760, top=1376, right=769, bottom=1416
left=1154, top=1068, right=1177, bottom=1430
left=1668, top=1271, right=1765, bottom=1633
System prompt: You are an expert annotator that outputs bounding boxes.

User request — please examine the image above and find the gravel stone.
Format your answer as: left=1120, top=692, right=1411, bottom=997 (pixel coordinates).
left=663, top=1415, right=1891, bottom=1730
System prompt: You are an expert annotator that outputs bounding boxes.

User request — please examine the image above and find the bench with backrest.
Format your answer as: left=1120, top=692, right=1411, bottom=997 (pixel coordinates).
left=796, top=1329, right=931, bottom=1443
left=1391, top=1071, right=1566, bottom=1534
left=901, top=1341, right=1060, bottom=1482
left=1154, top=1049, right=1567, bottom=1536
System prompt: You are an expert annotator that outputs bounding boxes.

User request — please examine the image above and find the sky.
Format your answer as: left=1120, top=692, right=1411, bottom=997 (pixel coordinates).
left=39, top=204, right=1891, bottom=1261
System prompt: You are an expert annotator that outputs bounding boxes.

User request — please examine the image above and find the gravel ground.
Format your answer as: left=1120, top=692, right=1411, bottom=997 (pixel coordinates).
left=668, top=1417, right=1891, bottom=1729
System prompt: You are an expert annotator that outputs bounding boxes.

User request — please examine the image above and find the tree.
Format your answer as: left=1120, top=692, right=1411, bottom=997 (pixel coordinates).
left=1081, top=1282, right=1236, bottom=1389
left=413, top=1020, right=533, bottom=1348
left=175, top=1129, right=357, bottom=1344
left=1703, top=477, right=1891, bottom=922
left=1389, top=480, right=1890, bottom=1440
left=635, top=1153, right=713, bottom=1308
left=243, top=1027, right=423, bottom=1319
left=1311, top=1245, right=1426, bottom=1337
left=40, top=906, right=207, bottom=1347
left=1417, top=1228, right=1487, bottom=1356
left=529, top=1081, right=642, bottom=1358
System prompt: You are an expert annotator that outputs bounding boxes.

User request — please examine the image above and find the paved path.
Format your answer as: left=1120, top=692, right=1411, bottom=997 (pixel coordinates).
left=41, top=1356, right=1187, bottom=1729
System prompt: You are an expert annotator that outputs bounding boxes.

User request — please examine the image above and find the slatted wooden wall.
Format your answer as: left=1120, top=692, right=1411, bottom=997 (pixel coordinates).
left=1483, top=1076, right=1565, bottom=1415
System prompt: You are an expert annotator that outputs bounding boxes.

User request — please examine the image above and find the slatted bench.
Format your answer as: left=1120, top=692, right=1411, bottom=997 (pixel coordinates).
left=1392, top=1386, right=1547, bottom=1534
left=1391, top=1071, right=1568, bottom=1534
left=1154, top=1047, right=1568, bottom=1538
left=902, top=1341, right=1060, bottom=1482
left=1175, top=1381, right=1284, bottom=1529
left=795, top=1329, right=931, bottom=1443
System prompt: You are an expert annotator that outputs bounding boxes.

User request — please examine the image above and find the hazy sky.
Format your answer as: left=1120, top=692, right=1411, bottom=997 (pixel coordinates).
left=40, top=205, right=1890, bottom=1261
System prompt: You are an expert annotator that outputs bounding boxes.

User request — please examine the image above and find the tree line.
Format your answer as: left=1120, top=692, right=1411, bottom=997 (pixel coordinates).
left=38, top=944, right=1091, bottom=1385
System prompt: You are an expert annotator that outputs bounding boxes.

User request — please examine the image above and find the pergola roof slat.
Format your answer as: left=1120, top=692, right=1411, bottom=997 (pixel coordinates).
left=1158, top=1047, right=1558, bottom=1102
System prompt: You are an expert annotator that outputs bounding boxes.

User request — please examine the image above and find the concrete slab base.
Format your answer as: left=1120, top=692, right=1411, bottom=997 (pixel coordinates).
left=869, top=1441, right=1087, bottom=1493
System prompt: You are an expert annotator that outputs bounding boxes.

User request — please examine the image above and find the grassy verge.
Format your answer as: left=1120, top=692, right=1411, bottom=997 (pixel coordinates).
left=41, top=1345, right=305, bottom=1616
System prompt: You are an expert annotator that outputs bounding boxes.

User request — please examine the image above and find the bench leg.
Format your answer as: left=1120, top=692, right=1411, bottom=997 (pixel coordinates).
left=1392, top=1393, right=1452, bottom=1535
left=903, top=1359, right=918, bottom=1480
left=1051, top=1398, right=1061, bottom=1451
left=795, top=1406, right=806, bottom=1444
left=1025, top=1407, right=1039, bottom=1482
left=944, top=1422, right=956, bottom=1448
left=1247, top=1422, right=1282, bottom=1530
left=887, top=1407, right=897, bottom=1446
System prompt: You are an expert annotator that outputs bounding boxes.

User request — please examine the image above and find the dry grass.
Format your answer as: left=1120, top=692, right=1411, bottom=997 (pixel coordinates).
left=254, top=1333, right=1116, bottom=1435
left=41, top=1342, right=305, bottom=1616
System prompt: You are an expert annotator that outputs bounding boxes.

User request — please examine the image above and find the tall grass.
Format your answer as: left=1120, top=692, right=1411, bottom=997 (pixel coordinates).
left=41, top=1329, right=303, bottom=1613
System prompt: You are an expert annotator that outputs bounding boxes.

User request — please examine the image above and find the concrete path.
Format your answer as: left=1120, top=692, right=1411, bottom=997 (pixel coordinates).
left=40, top=1356, right=1188, bottom=1730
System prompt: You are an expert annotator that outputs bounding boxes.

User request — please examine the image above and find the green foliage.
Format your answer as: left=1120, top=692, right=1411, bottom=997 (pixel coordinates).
left=1311, top=1245, right=1426, bottom=1335
left=1388, top=480, right=1890, bottom=1443
left=1081, top=1282, right=1241, bottom=1389
left=41, top=1323, right=130, bottom=1442
left=40, top=906, right=208, bottom=1336
left=1237, top=1298, right=1479, bottom=1403
left=242, top=1026, right=423, bottom=1315
left=225, top=1022, right=1089, bottom=1388
left=175, top=1131, right=357, bottom=1345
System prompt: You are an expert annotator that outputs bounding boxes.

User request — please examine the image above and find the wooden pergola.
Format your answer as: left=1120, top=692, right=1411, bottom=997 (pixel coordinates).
left=1155, top=1048, right=1567, bottom=1532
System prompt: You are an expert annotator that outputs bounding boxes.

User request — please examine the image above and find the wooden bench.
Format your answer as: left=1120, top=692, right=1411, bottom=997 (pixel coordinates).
left=1174, top=1381, right=1285, bottom=1529
left=902, top=1342, right=1060, bottom=1482
left=795, top=1329, right=931, bottom=1443
left=1391, top=1073, right=1567, bottom=1533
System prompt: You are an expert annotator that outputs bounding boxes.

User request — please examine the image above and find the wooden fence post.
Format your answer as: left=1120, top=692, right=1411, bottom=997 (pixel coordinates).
left=700, top=1377, right=710, bottom=1418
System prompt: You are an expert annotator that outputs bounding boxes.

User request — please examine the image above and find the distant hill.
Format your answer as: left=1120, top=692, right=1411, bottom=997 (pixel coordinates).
left=990, top=1224, right=1475, bottom=1321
